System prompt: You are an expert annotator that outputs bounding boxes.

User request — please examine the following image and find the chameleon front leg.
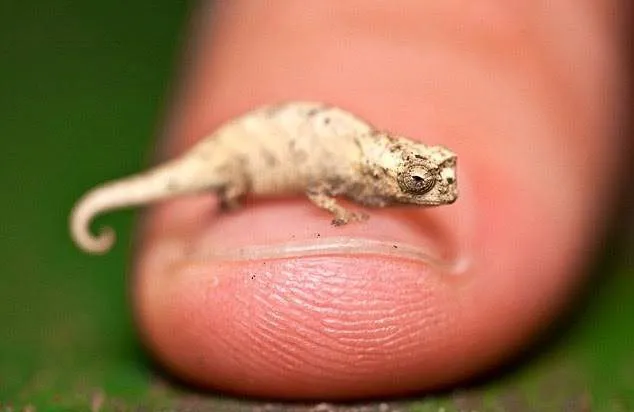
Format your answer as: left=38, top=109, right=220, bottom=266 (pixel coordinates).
left=216, top=161, right=251, bottom=211
left=306, top=182, right=368, bottom=226
left=217, top=178, right=250, bottom=211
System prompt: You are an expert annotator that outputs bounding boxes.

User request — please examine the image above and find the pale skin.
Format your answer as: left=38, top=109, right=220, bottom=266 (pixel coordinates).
left=122, top=0, right=623, bottom=401
left=70, top=102, right=458, bottom=254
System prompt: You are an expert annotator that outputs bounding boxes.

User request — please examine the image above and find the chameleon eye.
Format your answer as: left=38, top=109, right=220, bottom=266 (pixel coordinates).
left=398, top=166, right=436, bottom=195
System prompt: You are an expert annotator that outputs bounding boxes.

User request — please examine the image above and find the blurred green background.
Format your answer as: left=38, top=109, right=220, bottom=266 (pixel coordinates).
left=0, top=1, right=632, bottom=411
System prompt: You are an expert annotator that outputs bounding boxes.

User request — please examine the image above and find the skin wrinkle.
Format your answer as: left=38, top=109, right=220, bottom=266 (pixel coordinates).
left=298, top=317, right=401, bottom=347
left=259, top=314, right=358, bottom=360
left=325, top=330, right=404, bottom=349
left=242, top=329, right=310, bottom=378
left=246, top=260, right=448, bottom=367
left=319, top=324, right=407, bottom=345
left=202, top=279, right=300, bottom=380
left=315, top=304, right=431, bottom=330
left=249, top=323, right=351, bottom=374
left=247, top=324, right=366, bottom=382
left=331, top=329, right=430, bottom=354
left=245, top=261, right=424, bottom=367
left=137, top=249, right=482, bottom=396
left=144, top=246, right=478, bottom=394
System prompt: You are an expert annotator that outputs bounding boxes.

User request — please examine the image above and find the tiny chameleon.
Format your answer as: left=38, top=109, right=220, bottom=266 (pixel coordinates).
left=70, top=101, right=458, bottom=254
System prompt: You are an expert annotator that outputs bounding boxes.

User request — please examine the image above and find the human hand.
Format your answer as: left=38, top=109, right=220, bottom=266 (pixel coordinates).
left=133, top=1, right=626, bottom=399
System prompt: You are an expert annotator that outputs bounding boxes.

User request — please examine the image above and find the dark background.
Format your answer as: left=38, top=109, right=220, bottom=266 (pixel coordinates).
left=1, top=1, right=632, bottom=411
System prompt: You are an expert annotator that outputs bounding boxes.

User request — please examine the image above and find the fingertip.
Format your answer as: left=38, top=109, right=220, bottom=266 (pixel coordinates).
left=131, top=0, right=621, bottom=400
left=134, top=234, right=474, bottom=398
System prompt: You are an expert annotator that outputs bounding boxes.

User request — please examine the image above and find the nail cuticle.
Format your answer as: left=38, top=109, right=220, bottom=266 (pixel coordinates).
left=186, top=236, right=467, bottom=274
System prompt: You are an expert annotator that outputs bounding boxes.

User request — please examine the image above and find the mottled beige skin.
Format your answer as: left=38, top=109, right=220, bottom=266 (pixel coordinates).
left=70, top=102, right=458, bottom=254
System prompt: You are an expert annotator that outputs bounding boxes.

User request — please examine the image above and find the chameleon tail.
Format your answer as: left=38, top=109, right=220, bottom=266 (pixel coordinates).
left=70, top=157, right=221, bottom=254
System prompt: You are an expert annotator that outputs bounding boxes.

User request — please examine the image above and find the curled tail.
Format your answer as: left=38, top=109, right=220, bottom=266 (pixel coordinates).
left=70, top=157, right=222, bottom=254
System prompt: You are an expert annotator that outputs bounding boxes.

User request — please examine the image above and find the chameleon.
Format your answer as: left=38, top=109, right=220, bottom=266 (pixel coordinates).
left=70, top=102, right=458, bottom=254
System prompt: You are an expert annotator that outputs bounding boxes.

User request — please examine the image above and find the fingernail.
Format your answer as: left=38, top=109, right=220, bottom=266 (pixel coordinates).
left=181, top=176, right=473, bottom=275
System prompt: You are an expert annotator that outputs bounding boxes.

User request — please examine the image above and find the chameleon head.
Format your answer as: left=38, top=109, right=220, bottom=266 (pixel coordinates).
left=360, top=133, right=458, bottom=207
left=395, top=144, right=458, bottom=206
